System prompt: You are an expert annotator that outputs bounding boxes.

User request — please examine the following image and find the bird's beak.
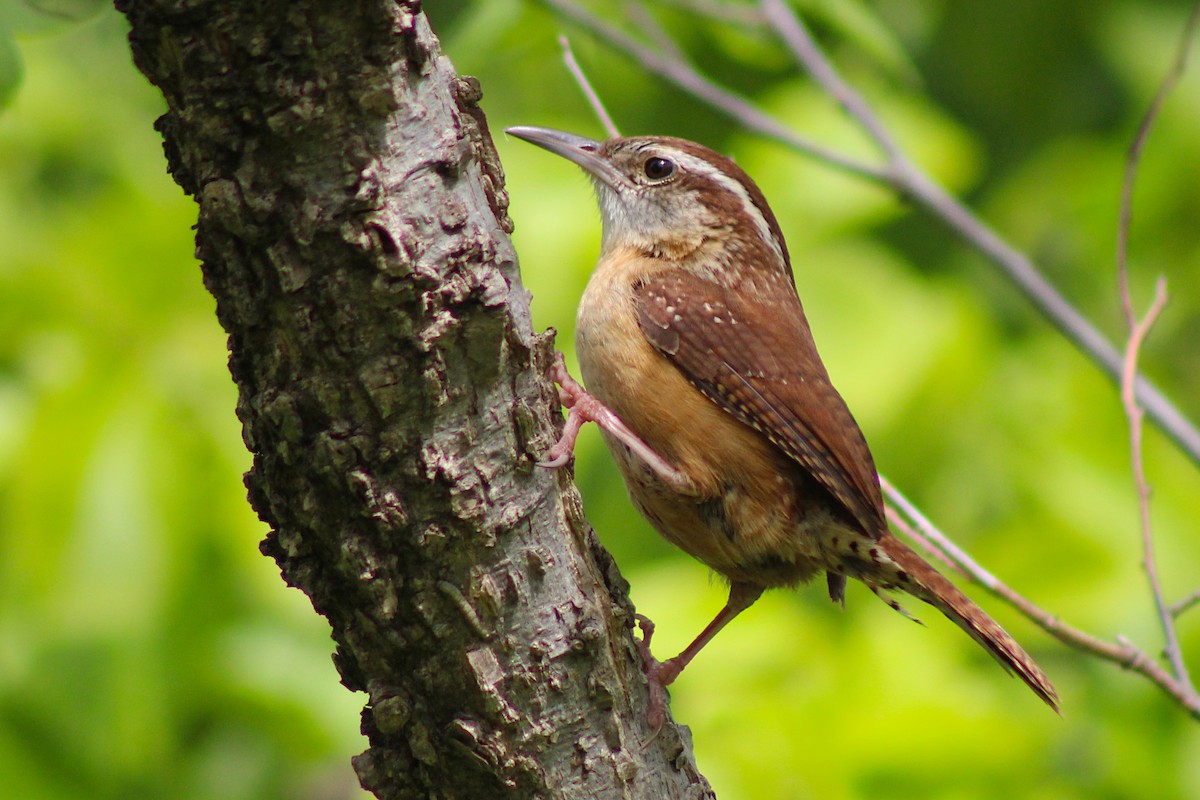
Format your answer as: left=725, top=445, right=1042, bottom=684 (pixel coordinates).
left=505, top=126, right=624, bottom=190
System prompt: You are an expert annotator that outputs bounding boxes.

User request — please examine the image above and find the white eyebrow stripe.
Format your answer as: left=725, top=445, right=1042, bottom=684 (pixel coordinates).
left=666, top=148, right=786, bottom=266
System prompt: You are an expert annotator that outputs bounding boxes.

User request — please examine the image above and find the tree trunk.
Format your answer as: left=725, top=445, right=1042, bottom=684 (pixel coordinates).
left=116, top=1, right=714, bottom=797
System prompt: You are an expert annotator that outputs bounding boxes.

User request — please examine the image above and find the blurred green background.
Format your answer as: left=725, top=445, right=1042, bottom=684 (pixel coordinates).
left=1, top=1, right=1197, bottom=798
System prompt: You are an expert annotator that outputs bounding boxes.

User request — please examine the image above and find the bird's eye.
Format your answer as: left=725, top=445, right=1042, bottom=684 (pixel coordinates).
left=643, top=156, right=676, bottom=181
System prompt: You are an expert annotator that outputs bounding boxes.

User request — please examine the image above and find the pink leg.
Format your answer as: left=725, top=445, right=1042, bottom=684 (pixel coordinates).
left=539, top=352, right=695, bottom=494
left=535, top=353, right=598, bottom=468
left=634, top=582, right=764, bottom=729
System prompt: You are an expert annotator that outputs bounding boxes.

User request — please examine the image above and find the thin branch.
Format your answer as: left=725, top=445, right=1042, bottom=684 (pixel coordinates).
left=759, top=0, right=902, bottom=162
left=541, top=0, right=889, bottom=181
left=1117, top=0, right=1200, bottom=280
left=627, top=1, right=689, bottom=64
left=559, top=35, right=621, bottom=138
left=881, top=478, right=1200, bottom=721
left=539, top=0, right=1200, bottom=470
left=1171, top=589, right=1200, bottom=619
left=1118, top=281, right=1189, bottom=691
left=757, top=0, right=1200, bottom=471
left=880, top=477, right=999, bottom=588
left=1112, top=0, right=1200, bottom=697
left=657, top=0, right=765, bottom=26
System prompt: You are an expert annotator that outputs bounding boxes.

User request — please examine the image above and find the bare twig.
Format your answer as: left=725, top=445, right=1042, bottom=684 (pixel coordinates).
left=539, top=0, right=1200, bottom=470
left=882, top=478, right=1200, bottom=720
left=880, top=477, right=999, bottom=587
left=627, top=1, right=689, bottom=64
left=559, top=35, right=621, bottom=138
left=759, top=0, right=902, bottom=162
left=1112, top=0, right=1200, bottom=699
left=657, top=0, right=764, bottom=26
left=1116, top=0, right=1200, bottom=276
left=1117, top=281, right=1187, bottom=687
left=541, top=0, right=888, bottom=181
left=1171, top=589, right=1200, bottom=619
left=1117, top=282, right=1189, bottom=691
left=758, top=0, right=1200, bottom=470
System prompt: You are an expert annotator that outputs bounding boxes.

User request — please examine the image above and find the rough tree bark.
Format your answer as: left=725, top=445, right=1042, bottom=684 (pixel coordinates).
left=116, top=1, right=714, bottom=797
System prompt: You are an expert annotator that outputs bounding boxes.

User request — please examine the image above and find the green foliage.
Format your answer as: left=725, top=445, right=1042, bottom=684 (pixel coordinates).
left=2, top=2, right=1198, bottom=799
left=0, top=0, right=109, bottom=110
left=0, top=22, right=23, bottom=109
left=0, top=11, right=365, bottom=800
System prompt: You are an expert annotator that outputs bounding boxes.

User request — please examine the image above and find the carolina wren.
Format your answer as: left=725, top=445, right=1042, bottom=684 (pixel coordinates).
left=507, top=126, right=1058, bottom=716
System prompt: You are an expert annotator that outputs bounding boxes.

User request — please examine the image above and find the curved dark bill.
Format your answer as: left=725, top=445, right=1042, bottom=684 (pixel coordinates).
left=505, top=126, right=623, bottom=189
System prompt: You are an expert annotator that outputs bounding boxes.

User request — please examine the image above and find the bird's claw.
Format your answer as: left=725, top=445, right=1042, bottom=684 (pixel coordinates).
left=535, top=449, right=572, bottom=469
left=537, top=352, right=600, bottom=469
left=634, top=614, right=679, bottom=733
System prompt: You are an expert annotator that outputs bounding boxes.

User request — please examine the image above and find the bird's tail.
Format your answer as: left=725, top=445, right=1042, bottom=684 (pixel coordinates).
left=872, top=533, right=1059, bottom=712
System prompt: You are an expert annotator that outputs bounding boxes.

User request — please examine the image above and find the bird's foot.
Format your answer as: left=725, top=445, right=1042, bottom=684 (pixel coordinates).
left=537, top=352, right=605, bottom=468
left=633, top=614, right=683, bottom=732
left=538, top=353, right=696, bottom=493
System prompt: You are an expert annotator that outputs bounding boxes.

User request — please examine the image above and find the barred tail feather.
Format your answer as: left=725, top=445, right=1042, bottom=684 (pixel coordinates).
left=877, top=535, right=1060, bottom=712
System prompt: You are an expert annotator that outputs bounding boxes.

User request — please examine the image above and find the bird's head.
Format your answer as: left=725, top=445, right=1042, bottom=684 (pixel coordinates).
left=507, top=126, right=790, bottom=272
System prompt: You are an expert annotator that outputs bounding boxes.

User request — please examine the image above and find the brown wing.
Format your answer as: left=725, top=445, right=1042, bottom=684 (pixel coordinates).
left=634, top=268, right=886, bottom=536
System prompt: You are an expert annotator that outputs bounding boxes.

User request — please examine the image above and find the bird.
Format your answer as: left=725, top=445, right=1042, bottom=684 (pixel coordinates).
left=506, top=125, right=1059, bottom=720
